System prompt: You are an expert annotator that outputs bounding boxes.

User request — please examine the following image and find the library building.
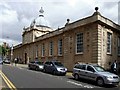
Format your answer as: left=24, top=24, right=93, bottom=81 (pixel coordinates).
left=11, top=7, right=120, bottom=71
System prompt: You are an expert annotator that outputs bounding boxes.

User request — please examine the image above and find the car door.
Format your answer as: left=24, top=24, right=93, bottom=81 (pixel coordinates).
left=78, top=65, right=87, bottom=79
left=30, top=61, right=34, bottom=69
left=34, top=62, right=37, bottom=69
left=85, top=65, right=96, bottom=80
left=74, top=64, right=86, bottom=79
left=44, top=62, right=50, bottom=72
left=49, top=62, right=54, bottom=73
left=32, top=61, right=37, bottom=69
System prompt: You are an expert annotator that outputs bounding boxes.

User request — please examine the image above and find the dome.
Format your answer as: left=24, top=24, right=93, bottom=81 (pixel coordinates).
left=30, top=7, right=50, bottom=28
left=35, top=16, right=50, bottom=27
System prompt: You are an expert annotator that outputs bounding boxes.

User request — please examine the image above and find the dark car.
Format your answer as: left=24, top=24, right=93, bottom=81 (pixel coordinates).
left=28, top=61, right=44, bottom=71
left=3, top=59, right=10, bottom=64
left=43, top=61, right=67, bottom=75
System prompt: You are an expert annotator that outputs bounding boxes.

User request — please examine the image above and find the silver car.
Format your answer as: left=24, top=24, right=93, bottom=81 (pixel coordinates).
left=0, top=58, right=3, bottom=64
left=72, top=63, right=120, bottom=86
left=28, top=61, right=44, bottom=71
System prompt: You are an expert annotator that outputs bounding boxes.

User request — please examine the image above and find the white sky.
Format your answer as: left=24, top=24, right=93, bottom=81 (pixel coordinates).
left=0, top=0, right=120, bottom=46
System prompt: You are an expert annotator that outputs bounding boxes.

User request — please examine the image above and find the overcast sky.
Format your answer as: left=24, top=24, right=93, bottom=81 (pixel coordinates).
left=0, top=0, right=120, bottom=46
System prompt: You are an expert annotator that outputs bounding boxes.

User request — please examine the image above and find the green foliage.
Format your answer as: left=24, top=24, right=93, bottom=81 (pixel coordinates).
left=0, top=45, right=2, bottom=55
left=0, top=45, right=10, bottom=56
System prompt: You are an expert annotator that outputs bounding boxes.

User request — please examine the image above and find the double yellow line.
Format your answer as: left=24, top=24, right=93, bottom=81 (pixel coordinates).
left=0, top=70, right=16, bottom=90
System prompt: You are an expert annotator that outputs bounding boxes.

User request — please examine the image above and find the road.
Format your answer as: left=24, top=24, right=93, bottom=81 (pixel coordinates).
left=0, top=65, right=10, bottom=90
left=1, top=64, right=119, bottom=89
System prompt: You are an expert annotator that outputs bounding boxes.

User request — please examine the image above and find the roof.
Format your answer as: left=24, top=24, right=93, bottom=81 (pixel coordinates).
left=65, top=11, right=120, bottom=32
left=14, top=7, right=120, bottom=49
left=75, top=63, right=99, bottom=66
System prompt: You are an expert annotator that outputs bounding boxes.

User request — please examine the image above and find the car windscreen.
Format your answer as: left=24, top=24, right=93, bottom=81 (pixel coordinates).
left=94, top=66, right=105, bottom=72
left=54, top=62, right=63, bottom=67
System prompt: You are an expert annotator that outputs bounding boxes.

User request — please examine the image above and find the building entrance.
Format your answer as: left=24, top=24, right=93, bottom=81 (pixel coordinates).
left=25, top=53, right=27, bottom=64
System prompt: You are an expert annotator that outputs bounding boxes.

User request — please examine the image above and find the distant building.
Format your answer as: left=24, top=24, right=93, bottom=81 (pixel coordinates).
left=11, top=7, right=120, bottom=71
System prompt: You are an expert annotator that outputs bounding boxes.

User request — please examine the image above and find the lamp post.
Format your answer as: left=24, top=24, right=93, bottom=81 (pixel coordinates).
left=11, top=44, right=13, bottom=64
left=6, top=36, right=13, bottom=64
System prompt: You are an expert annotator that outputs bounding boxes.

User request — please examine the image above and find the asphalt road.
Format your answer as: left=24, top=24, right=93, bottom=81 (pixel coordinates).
left=1, top=64, right=118, bottom=89
left=0, top=65, right=10, bottom=90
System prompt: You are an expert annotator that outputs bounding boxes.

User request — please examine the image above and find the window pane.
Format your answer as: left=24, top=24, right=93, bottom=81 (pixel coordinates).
left=58, top=39, right=62, bottom=55
left=49, top=41, right=53, bottom=56
left=76, top=33, right=83, bottom=53
left=107, top=32, right=112, bottom=53
left=79, top=65, right=86, bottom=70
left=42, top=44, right=45, bottom=57
left=87, top=66, right=94, bottom=72
left=118, top=37, right=120, bottom=55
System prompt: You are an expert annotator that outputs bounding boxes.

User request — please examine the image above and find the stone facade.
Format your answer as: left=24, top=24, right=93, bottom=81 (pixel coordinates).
left=10, top=8, right=120, bottom=71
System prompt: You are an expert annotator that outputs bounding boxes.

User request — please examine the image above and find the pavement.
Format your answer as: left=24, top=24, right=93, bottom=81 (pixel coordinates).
left=12, top=63, right=28, bottom=69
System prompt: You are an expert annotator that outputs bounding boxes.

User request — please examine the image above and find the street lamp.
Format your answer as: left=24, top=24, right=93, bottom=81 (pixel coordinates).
left=11, top=44, right=13, bottom=63
left=6, top=36, right=13, bottom=63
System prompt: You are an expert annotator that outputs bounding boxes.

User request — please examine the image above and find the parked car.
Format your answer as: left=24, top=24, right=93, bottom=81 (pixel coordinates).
left=72, top=63, right=120, bottom=86
left=0, top=58, right=3, bottom=64
left=43, top=61, right=67, bottom=75
left=28, top=61, right=44, bottom=71
left=3, top=59, right=10, bottom=64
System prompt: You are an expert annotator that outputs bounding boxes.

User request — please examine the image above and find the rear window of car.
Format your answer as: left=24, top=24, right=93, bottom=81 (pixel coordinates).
left=87, top=66, right=95, bottom=72
left=74, top=64, right=86, bottom=70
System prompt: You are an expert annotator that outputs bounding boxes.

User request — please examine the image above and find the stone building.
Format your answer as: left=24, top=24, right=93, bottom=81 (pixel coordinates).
left=11, top=7, right=120, bottom=71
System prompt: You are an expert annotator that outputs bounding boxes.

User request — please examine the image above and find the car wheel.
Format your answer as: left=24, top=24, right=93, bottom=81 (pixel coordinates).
left=35, top=67, right=39, bottom=71
left=97, top=78, right=104, bottom=86
left=63, top=73, right=66, bottom=76
left=53, top=70, right=56, bottom=75
left=74, top=74, right=79, bottom=80
left=43, top=69, right=46, bottom=73
left=28, top=66, right=31, bottom=70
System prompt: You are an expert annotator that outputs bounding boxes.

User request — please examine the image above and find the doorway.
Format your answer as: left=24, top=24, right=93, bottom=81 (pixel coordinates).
left=25, top=53, right=27, bottom=64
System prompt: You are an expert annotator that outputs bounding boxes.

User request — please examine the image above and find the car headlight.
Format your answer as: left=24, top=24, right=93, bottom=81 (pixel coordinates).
left=106, top=76, right=113, bottom=80
left=65, top=68, right=67, bottom=71
left=57, top=68, right=67, bottom=72
left=57, top=68, right=62, bottom=72
left=39, top=66, right=43, bottom=69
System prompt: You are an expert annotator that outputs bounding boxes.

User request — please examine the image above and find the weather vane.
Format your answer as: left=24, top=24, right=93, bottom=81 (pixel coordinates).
left=39, top=7, right=44, bottom=14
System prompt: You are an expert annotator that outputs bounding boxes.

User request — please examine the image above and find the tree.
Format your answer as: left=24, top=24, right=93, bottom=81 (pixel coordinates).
left=0, top=45, right=2, bottom=55
left=2, top=46, right=6, bottom=56
left=0, top=43, right=10, bottom=58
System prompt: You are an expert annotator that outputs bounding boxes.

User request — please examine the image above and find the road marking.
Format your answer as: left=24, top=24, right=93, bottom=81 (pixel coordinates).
left=0, top=70, right=16, bottom=90
left=67, top=80, right=82, bottom=86
left=67, top=80, right=93, bottom=88
left=18, top=67, right=23, bottom=70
